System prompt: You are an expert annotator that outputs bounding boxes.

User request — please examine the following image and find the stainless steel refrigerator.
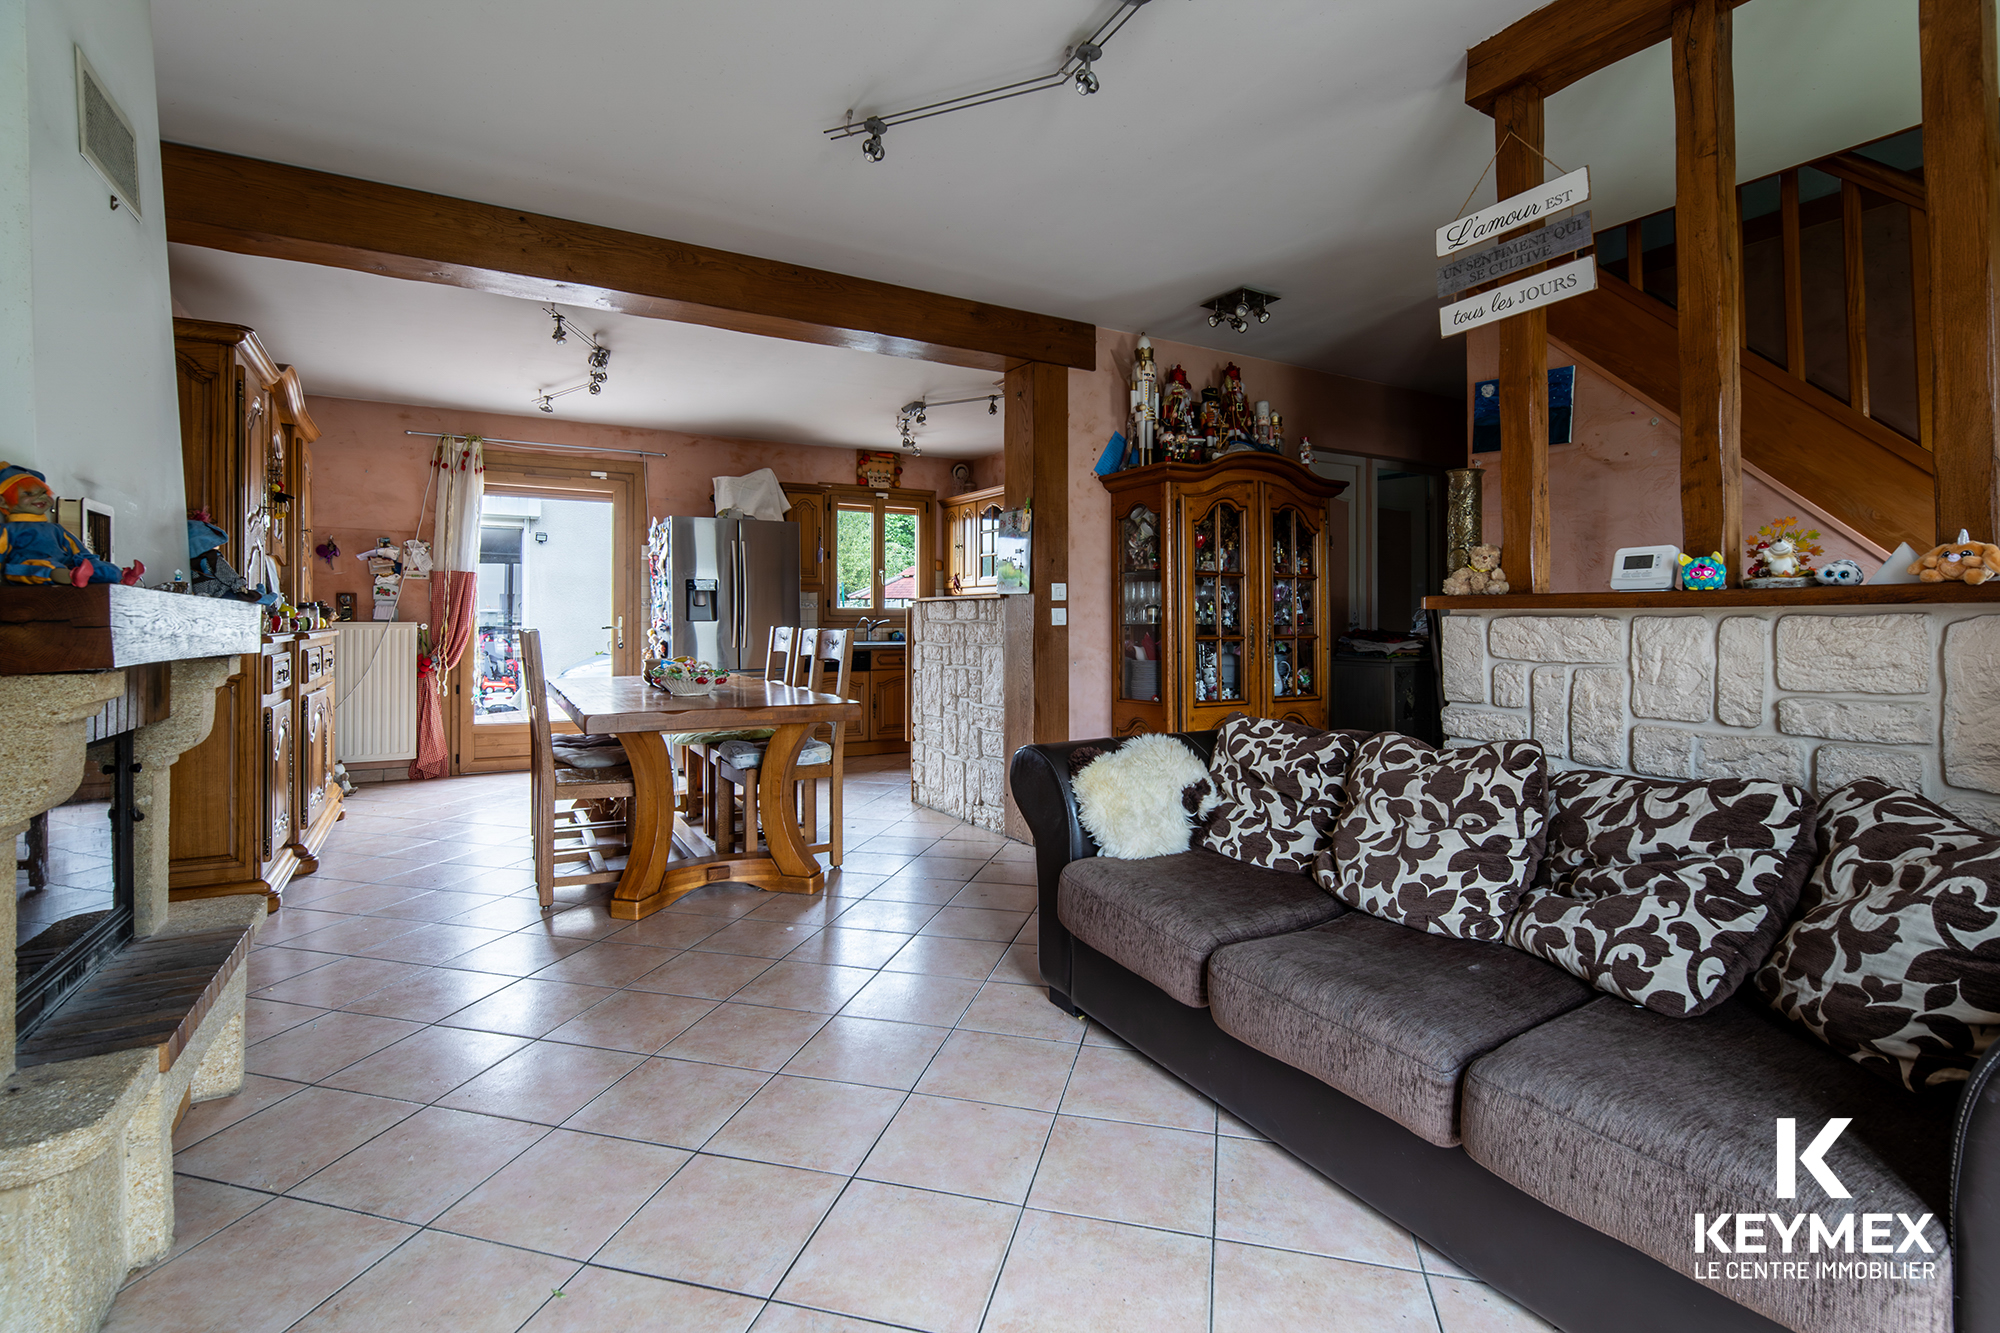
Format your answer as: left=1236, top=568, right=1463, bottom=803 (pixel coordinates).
left=658, top=518, right=800, bottom=673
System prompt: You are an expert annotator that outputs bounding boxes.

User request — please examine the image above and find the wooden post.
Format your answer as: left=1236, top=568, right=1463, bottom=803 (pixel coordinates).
left=1920, top=0, right=2000, bottom=542
left=1672, top=0, right=1744, bottom=573
left=1494, top=84, right=1552, bottom=594
left=1003, top=362, right=1070, bottom=745
left=1842, top=180, right=1872, bottom=418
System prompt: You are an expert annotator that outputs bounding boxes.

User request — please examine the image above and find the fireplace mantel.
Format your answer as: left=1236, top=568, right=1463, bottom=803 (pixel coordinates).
left=0, top=584, right=259, bottom=676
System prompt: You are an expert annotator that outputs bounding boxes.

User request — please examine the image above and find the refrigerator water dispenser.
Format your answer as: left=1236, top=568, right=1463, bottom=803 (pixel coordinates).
left=686, top=578, right=719, bottom=621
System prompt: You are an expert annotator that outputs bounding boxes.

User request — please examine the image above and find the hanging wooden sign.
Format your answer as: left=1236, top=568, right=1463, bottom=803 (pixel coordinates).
left=1436, top=212, right=1594, bottom=298
left=1436, top=167, right=1590, bottom=257
left=1439, top=255, right=1598, bottom=338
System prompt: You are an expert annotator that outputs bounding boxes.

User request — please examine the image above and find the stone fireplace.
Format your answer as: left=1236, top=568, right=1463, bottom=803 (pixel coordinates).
left=0, top=586, right=263, bottom=1333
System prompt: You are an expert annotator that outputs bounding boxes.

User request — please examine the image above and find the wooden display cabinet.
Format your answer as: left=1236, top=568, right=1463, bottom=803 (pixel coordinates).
left=944, top=485, right=1005, bottom=593
left=1101, top=454, right=1346, bottom=737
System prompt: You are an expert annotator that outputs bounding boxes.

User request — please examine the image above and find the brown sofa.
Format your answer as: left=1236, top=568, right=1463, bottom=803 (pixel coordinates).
left=1012, top=732, right=1995, bottom=1333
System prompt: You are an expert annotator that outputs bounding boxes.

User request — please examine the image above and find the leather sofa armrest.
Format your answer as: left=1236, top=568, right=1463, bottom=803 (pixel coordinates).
left=1954, top=1037, right=2000, bottom=1326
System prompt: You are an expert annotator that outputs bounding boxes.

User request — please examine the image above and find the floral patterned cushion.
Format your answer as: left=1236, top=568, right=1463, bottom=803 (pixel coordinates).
left=1196, top=713, right=1370, bottom=873
left=1506, top=770, right=1816, bottom=1018
left=1316, top=734, right=1548, bottom=941
left=1757, top=779, right=2000, bottom=1092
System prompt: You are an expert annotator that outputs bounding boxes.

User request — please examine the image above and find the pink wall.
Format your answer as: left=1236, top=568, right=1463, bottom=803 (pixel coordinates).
left=1066, top=328, right=1461, bottom=739
left=305, top=395, right=963, bottom=615
left=1462, top=328, right=1875, bottom=593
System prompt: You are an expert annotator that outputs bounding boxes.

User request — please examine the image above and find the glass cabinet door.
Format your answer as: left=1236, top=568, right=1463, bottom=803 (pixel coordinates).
left=1119, top=504, right=1163, bottom=702
left=1268, top=506, right=1322, bottom=706
left=1190, top=500, right=1247, bottom=707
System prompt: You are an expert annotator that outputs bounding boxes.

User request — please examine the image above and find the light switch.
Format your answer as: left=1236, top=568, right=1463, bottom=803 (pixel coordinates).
left=1051, top=608, right=1068, bottom=626
left=1050, top=582, right=1068, bottom=602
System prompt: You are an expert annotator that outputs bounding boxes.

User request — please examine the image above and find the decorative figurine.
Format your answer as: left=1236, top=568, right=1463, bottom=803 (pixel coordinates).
left=188, top=517, right=262, bottom=601
left=314, top=537, right=342, bottom=569
left=0, top=464, right=142, bottom=585
left=1909, top=530, right=2000, bottom=585
left=1220, top=364, right=1252, bottom=440
left=1745, top=517, right=1822, bottom=586
left=1440, top=543, right=1509, bottom=596
left=1816, top=558, right=1865, bottom=586
left=1298, top=434, right=1313, bottom=467
left=1160, top=364, right=1195, bottom=445
left=1129, top=336, right=1159, bottom=465
left=1679, top=551, right=1729, bottom=590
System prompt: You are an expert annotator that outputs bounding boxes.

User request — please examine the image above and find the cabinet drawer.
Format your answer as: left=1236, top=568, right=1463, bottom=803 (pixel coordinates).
left=871, top=650, right=905, bottom=670
left=303, top=646, right=324, bottom=681
left=265, top=651, right=293, bottom=694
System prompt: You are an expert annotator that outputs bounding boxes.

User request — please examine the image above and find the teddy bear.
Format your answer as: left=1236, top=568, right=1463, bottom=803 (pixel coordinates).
left=1909, top=530, right=2000, bottom=585
left=1441, top=543, right=1509, bottom=596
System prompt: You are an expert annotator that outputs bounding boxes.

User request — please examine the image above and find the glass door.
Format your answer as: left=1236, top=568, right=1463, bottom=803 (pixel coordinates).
left=1118, top=503, right=1163, bottom=705
left=1186, top=495, right=1249, bottom=722
left=1268, top=505, right=1324, bottom=718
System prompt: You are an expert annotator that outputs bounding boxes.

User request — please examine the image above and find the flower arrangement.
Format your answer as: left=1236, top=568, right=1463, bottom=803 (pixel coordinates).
left=646, top=656, right=726, bottom=695
left=1746, top=517, right=1823, bottom=582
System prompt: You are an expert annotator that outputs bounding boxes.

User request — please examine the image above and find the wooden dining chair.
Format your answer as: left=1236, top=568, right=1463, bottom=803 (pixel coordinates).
left=710, top=627, right=854, bottom=864
left=684, top=624, right=797, bottom=849
left=523, top=629, right=634, bottom=909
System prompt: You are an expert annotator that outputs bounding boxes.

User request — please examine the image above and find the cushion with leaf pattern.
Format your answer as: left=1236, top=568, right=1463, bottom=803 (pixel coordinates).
left=1196, top=713, right=1371, bottom=873
left=1506, top=769, right=1815, bottom=1018
left=1316, top=734, right=1547, bottom=941
left=1757, top=779, right=2000, bottom=1092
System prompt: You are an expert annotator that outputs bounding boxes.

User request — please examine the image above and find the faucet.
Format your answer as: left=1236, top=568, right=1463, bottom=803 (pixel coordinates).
left=855, top=617, right=887, bottom=640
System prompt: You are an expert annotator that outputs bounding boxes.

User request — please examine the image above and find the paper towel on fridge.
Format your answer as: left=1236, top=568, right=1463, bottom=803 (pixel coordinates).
left=712, top=468, right=791, bottom=521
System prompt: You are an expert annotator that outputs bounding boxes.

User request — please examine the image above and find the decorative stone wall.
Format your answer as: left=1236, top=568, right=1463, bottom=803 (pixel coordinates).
left=1440, top=606, right=2000, bottom=829
left=910, top=597, right=1014, bottom=831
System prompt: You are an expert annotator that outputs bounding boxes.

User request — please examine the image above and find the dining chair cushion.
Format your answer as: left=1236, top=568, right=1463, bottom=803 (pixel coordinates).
left=551, top=734, right=629, bottom=769
left=716, top=737, right=834, bottom=770
left=665, top=728, right=774, bottom=749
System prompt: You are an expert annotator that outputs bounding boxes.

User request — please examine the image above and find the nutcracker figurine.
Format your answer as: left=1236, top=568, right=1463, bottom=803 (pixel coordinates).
left=1129, top=335, right=1159, bottom=464
left=1220, top=364, right=1252, bottom=440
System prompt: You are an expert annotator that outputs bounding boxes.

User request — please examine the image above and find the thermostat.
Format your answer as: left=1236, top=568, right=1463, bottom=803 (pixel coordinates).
left=1609, top=545, right=1681, bottom=592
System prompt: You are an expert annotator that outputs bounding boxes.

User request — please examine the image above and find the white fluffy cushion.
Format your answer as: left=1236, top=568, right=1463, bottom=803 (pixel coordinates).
left=1072, top=734, right=1213, bottom=859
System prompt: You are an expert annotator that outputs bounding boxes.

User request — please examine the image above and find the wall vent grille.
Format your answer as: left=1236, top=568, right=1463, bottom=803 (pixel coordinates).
left=75, top=47, right=139, bottom=216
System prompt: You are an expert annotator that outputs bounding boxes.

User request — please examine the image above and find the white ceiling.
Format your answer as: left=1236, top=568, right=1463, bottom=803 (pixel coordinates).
left=149, top=0, right=1921, bottom=405
left=167, top=244, right=1008, bottom=456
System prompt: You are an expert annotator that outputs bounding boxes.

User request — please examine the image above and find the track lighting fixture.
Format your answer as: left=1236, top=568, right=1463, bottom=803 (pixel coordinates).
left=534, top=305, right=613, bottom=413
left=894, top=384, right=1004, bottom=453
left=1200, top=287, right=1280, bottom=334
left=824, top=1, right=1152, bottom=161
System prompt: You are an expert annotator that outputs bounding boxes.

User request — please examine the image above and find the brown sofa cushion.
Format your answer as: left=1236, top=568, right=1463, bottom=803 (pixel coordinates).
left=1207, top=914, right=1592, bottom=1146
left=1507, top=768, right=1816, bottom=1018
left=1196, top=713, right=1372, bottom=873
left=1758, top=779, right=2000, bottom=1093
left=1056, top=850, right=1344, bottom=1008
left=1463, top=997, right=1953, bottom=1333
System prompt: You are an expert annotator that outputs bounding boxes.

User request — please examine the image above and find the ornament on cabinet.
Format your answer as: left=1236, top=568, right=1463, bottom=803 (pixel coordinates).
left=0, top=464, right=143, bottom=586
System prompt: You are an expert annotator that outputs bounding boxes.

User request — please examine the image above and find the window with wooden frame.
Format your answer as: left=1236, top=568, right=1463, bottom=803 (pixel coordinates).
left=823, top=485, right=935, bottom=625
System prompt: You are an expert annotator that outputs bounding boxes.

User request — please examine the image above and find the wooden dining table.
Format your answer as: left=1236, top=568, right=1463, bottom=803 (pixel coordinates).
left=545, top=674, right=862, bottom=920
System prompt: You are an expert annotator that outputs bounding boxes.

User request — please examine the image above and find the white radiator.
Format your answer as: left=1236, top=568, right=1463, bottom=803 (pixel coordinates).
left=334, top=623, right=422, bottom=762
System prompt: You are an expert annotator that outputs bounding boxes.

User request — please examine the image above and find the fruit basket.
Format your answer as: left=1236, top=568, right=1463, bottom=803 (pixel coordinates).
left=646, top=657, right=726, bottom=695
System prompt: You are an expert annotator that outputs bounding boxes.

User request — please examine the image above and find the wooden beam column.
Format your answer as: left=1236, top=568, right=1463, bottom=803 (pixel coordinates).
left=1671, top=0, right=1744, bottom=572
left=1920, top=0, right=2000, bottom=543
left=1004, top=362, right=1070, bottom=745
left=1494, top=85, right=1552, bottom=594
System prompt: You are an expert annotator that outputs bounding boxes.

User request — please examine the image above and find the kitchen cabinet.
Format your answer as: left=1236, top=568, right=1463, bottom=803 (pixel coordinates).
left=844, top=646, right=908, bottom=755
left=944, top=485, right=1004, bottom=593
left=1099, top=453, right=1347, bottom=738
left=782, top=484, right=827, bottom=594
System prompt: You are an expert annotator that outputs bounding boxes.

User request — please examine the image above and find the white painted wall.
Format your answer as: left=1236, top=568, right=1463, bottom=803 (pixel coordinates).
left=3, top=0, right=185, bottom=577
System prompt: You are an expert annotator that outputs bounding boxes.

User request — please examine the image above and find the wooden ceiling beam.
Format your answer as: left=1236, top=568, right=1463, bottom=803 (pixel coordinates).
left=1466, top=0, right=1753, bottom=113
left=161, top=144, right=1097, bottom=374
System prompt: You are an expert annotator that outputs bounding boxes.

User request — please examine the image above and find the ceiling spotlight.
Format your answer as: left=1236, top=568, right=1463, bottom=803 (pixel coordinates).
left=1074, top=43, right=1102, bottom=95
left=1200, top=286, right=1280, bottom=335
left=862, top=117, right=887, bottom=163
left=988, top=395, right=999, bottom=416
left=550, top=311, right=568, bottom=343
left=535, top=395, right=555, bottom=414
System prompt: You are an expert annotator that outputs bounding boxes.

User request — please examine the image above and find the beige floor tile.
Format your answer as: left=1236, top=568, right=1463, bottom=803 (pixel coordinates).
left=834, top=852, right=918, bottom=877
left=522, top=1266, right=762, bottom=1332
left=1028, top=1115, right=1215, bottom=1235
left=628, top=950, right=776, bottom=1000
left=159, top=1175, right=269, bottom=1263
left=914, top=1030, right=1078, bottom=1112
left=989, top=944, right=1040, bottom=986
left=289, top=1106, right=547, bottom=1222
left=532, top=940, right=680, bottom=987
left=662, top=883, right=775, bottom=919
left=661, top=1002, right=831, bottom=1071
left=337, top=966, right=514, bottom=1023
left=368, top=889, right=504, bottom=922
left=1430, top=1276, right=1558, bottom=1332
left=597, top=1154, right=844, bottom=1296
left=958, top=982, right=1087, bottom=1043
left=690, top=918, right=822, bottom=959
left=1058, top=1046, right=1216, bottom=1133
left=447, top=931, right=593, bottom=976
left=901, top=855, right=991, bottom=882
left=288, top=1228, right=578, bottom=1332
left=826, top=898, right=940, bottom=934
left=966, top=861, right=1037, bottom=888
left=919, top=906, right=1029, bottom=942
left=949, top=879, right=1037, bottom=911
left=103, top=1199, right=413, bottom=1333
left=174, top=1087, right=418, bottom=1192
left=881, top=935, right=1008, bottom=981
left=730, top=960, right=877, bottom=1013
left=860, top=1094, right=1053, bottom=1204
left=1081, top=1020, right=1130, bottom=1050
left=864, top=876, right=964, bottom=905
left=1213, top=1241, right=1440, bottom=1332
left=450, top=897, right=569, bottom=932
left=780, top=1015, right=950, bottom=1090
left=1215, top=1137, right=1419, bottom=1269
left=744, top=893, right=851, bottom=925
left=782, top=927, right=912, bottom=969
left=749, top=1301, right=900, bottom=1332
left=244, top=997, right=329, bottom=1044
left=564, top=1055, right=770, bottom=1148
left=984, top=1209, right=1210, bottom=1333
left=437, top=1040, right=646, bottom=1125
left=172, top=1074, right=308, bottom=1151
left=253, top=955, right=431, bottom=1009
left=355, top=922, right=514, bottom=966
left=840, top=971, right=982, bottom=1027
left=1216, top=1108, right=1267, bottom=1140
left=285, top=913, right=426, bottom=955
left=776, top=1179, right=1017, bottom=1333
left=705, top=1074, right=906, bottom=1174
left=543, top=989, right=717, bottom=1053
left=249, top=907, right=352, bottom=946
left=436, top=1129, right=690, bottom=1258
left=244, top=1010, right=424, bottom=1083
left=306, top=883, right=430, bottom=915
left=607, top=912, right=723, bottom=949
left=318, top=1025, right=531, bottom=1102
left=1421, top=1240, right=1476, bottom=1280
left=438, top=977, right=619, bottom=1037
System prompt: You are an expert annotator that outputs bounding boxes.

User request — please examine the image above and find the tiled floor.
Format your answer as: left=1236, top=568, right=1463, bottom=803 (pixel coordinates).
left=113, top=758, right=1551, bottom=1333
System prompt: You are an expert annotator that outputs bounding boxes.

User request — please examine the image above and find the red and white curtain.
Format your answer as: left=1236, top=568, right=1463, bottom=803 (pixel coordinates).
left=411, top=435, right=484, bottom=779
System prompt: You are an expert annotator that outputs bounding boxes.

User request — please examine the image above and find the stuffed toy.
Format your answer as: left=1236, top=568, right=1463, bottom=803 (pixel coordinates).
left=1679, top=551, right=1728, bottom=590
left=0, top=464, right=142, bottom=586
left=1815, top=558, right=1864, bottom=586
left=1441, top=543, right=1510, bottom=596
left=1909, top=530, right=2000, bottom=585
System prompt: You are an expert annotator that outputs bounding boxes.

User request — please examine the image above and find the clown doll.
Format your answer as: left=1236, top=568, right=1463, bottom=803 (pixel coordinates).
left=0, top=464, right=142, bottom=585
